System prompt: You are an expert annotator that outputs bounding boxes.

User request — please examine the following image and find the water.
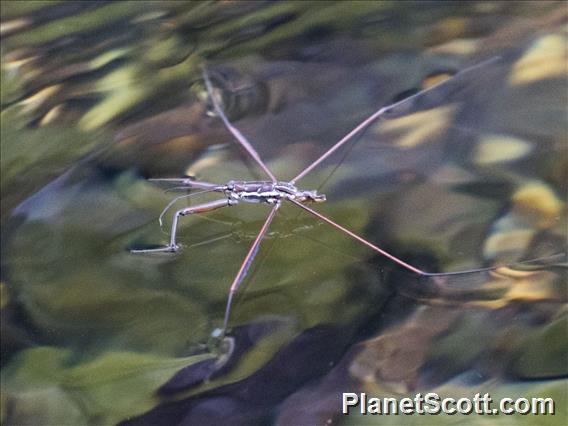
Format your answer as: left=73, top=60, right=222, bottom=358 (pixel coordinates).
left=1, top=2, right=566, bottom=425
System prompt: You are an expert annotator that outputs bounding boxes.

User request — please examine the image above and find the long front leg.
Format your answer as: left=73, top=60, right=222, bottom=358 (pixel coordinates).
left=131, top=198, right=235, bottom=253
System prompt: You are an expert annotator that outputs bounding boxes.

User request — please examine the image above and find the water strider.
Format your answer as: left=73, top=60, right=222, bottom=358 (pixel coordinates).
left=132, top=56, right=561, bottom=341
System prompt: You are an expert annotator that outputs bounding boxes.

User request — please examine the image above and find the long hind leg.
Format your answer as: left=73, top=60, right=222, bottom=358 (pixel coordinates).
left=288, top=198, right=506, bottom=277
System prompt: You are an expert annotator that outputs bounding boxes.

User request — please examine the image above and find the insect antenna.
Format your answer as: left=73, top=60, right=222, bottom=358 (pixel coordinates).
left=164, top=186, right=197, bottom=193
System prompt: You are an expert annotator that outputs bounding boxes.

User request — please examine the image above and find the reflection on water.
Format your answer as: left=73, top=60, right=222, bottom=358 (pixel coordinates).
left=1, top=2, right=566, bottom=425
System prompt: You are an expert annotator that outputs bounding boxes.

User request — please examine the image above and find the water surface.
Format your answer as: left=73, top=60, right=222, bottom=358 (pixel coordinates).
left=1, top=2, right=566, bottom=425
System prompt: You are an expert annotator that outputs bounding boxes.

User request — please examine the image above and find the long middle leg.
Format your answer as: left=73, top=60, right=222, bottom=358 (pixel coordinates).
left=202, top=68, right=277, bottom=183
left=218, top=203, right=280, bottom=339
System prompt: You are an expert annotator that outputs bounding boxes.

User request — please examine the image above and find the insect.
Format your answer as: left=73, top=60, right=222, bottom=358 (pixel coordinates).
left=132, top=57, right=533, bottom=339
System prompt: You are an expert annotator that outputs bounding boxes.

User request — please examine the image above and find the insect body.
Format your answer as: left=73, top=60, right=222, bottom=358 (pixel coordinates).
left=133, top=179, right=326, bottom=254
left=133, top=57, right=519, bottom=338
left=226, top=180, right=326, bottom=205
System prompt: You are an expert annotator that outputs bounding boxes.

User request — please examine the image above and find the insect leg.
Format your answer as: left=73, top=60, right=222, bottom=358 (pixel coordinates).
left=291, top=57, right=501, bottom=184
left=220, top=203, right=280, bottom=338
left=131, top=198, right=234, bottom=253
left=288, top=199, right=553, bottom=277
left=288, top=199, right=427, bottom=275
left=202, top=68, right=277, bottom=182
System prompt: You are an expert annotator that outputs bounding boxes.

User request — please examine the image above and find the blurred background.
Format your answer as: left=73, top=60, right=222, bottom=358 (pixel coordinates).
left=1, top=1, right=566, bottom=425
